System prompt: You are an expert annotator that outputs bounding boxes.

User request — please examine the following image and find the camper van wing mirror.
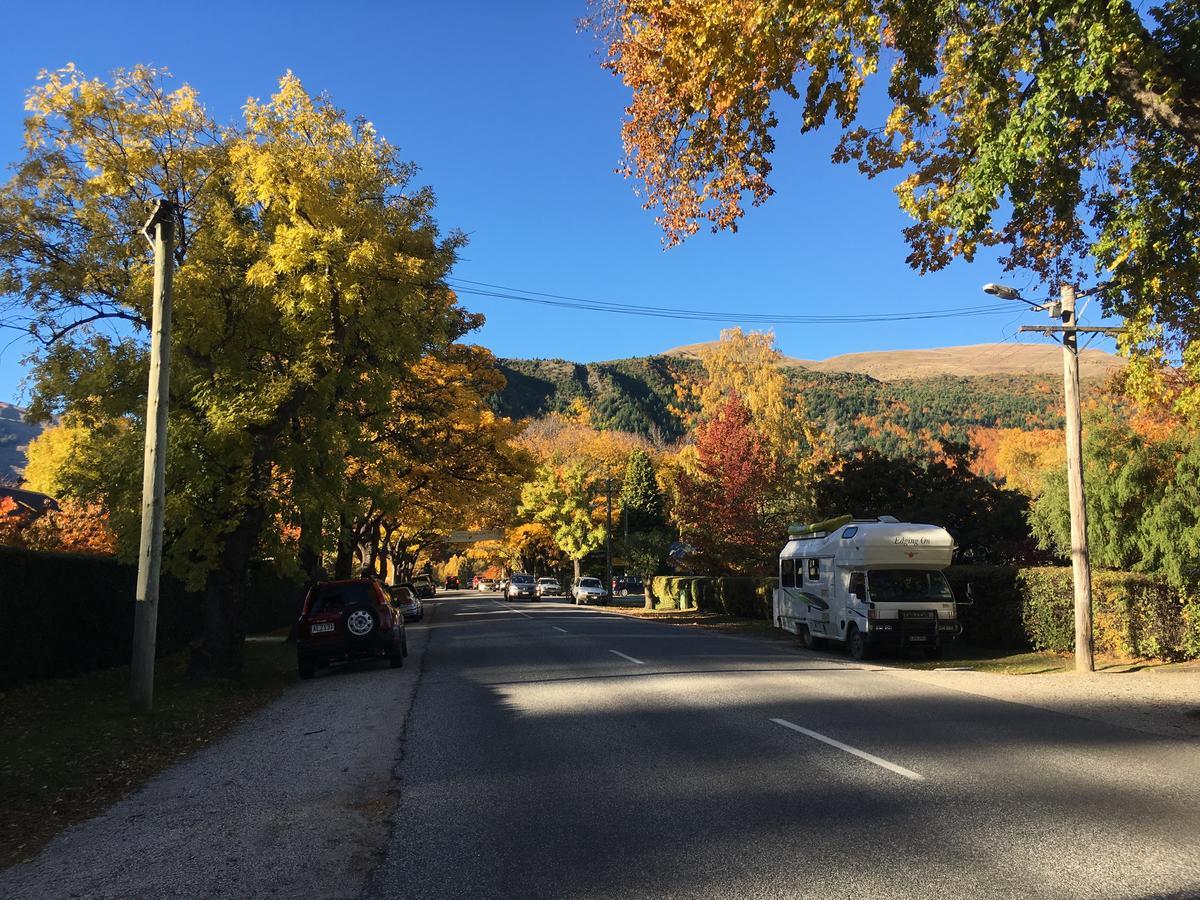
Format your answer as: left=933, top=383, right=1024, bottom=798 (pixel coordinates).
left=961, top=583, right=976, bottom=606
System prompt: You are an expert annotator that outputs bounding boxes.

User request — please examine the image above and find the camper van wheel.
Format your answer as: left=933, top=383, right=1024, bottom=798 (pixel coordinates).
left=846, top=625, right=872, bottom=661
left=801, top=626, right=827, bottom=652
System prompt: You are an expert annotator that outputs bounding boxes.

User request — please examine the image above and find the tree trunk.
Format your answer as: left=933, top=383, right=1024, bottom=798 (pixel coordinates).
left=334, top=509, right=355, bottom=579
left=298, top=505, right=324, bottom=583
left=644, top=573, right=655, bottom=610
left=189, top=502, right=265, bottom=679
left=573, top=557, right=581, bottom=580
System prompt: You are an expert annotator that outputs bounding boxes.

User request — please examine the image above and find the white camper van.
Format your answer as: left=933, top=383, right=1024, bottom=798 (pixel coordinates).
left=773, top=515, right=962, bottom=660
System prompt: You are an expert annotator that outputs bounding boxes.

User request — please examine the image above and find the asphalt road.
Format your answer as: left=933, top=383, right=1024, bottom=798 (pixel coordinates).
left=367, top=591, right=1200, bottom=900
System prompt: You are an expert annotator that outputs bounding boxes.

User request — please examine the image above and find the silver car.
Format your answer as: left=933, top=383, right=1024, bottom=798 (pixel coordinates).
left=571, top=577, right=606, bottom=605
left=507, top=574, right=537, bottom=601
left=388, top=584, right=423, bottom=622
left=536, top=577, right=561, bottom=598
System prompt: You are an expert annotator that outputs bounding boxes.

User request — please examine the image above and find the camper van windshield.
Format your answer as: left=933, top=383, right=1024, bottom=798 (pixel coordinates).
left=867, top=570, right=953, bottom=603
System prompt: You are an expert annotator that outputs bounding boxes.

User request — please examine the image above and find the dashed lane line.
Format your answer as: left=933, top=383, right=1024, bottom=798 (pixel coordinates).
left=608, top=649, right=646, bottom=665
left=770, top=718, right=925, bottom=781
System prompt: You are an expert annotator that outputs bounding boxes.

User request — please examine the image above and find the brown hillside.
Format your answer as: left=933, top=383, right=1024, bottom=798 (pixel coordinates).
left=661, top=341, right=1124, bottom=381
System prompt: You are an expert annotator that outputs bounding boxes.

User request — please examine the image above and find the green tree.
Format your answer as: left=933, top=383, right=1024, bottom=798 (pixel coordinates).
left=518, top=461, right=607, bottom=579
left=1031, top=404, right=1200, bottom=582
left=594, top=1, right=1200, bottom=414
left=0, top=67, right=471, bottom=676
left=814, top=445, right=1034, bottom=564
left=620, top=448, right=664, bottom=531
left=619, top=448, right=670, bottom=606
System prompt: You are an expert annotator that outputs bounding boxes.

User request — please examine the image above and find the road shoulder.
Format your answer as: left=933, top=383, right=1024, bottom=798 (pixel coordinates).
left=0, top=611, right=432, bottom=900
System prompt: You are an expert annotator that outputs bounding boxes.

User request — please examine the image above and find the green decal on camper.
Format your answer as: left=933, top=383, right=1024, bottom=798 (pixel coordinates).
left=783, top=587, right=829, bottom=611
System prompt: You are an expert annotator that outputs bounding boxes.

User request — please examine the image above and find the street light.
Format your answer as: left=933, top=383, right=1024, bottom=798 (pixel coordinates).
left=982, top=282, right=1024, bottom=301
left=981, top=282, right=1060, bottom=316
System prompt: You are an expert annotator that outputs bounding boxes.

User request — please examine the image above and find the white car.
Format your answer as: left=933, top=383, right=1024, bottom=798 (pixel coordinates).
left=571, top=577, right=606, bottom=605
left=536, top=577, right=561, bottom=598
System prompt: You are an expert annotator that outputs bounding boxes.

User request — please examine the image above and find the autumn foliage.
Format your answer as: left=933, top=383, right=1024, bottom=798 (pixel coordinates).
left=675, top=394, right=778, bottom=574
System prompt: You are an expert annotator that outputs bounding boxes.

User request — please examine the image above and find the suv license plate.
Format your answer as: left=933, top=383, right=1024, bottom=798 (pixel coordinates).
left=311, top=622, right=334, bottom=634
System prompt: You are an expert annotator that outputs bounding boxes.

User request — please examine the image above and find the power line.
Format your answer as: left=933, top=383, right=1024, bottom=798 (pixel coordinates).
left=446, top=276, right=1013, bottom=325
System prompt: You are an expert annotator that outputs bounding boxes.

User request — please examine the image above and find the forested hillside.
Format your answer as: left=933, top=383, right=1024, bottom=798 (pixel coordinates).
left=493, top=355, right=1106, bottom=458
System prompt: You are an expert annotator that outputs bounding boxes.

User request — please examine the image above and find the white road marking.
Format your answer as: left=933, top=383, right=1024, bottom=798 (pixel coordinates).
left=552, top=626, right=568, bottom=633
left=609, top=649, right=645, bottom=665
left=491, top=600, right=534, bottom=619
left=770, top=718, right=925, bottom=781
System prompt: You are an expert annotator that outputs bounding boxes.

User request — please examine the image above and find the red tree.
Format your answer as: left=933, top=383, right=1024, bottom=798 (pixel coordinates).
left=676, top=394, right=777, bottom=574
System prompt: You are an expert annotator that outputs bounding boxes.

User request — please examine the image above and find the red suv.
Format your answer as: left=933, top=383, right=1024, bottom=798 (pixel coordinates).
left=296, top=579, right=407, bottom=679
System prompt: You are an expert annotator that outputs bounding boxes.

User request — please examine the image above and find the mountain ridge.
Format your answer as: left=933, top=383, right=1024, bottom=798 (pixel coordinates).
left=661, top=341, right=1125, bottom=381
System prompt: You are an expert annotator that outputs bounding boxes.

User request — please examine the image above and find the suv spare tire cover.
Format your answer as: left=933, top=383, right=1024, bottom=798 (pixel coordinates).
left=343, top=603, right=378, bottom=640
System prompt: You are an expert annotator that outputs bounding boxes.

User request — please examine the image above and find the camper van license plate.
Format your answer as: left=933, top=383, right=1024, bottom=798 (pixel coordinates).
left=908, top=635, right=928, bottom=642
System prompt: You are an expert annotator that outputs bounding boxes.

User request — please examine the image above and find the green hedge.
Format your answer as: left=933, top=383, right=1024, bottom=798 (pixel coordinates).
left=0, top=546, right=303, bottom=689
left=650, top=575, right=777, bottom=618
left=1018, top=568, right=1200, bottom=661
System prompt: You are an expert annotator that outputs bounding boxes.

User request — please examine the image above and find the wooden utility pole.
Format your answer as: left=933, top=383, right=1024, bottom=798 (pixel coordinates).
left=1059, top=285, right=1094, bottom=672
left=131, top=200, right=176, bottom=712
left=1016, top=288, right=1126, bottom=673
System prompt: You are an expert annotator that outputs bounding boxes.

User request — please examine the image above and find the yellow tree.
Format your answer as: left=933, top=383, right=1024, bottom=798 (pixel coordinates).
left=0, top=67, right=472, bottom=677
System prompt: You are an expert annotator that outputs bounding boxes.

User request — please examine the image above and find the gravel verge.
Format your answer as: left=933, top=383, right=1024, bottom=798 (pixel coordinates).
left=0, top=612, right=431, bottom=900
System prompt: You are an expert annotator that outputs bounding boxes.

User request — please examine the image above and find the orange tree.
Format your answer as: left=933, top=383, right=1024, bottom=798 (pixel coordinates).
left=675, top=394, right=779, bottom=574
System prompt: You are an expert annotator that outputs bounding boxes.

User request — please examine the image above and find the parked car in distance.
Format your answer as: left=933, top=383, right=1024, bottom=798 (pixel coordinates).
left=445, top=575, right=460, bottom=590
left=410, top=574, right=436, bottom=599
left=536, top=577, right=561, bottom=598
left=571, top=577, right=606, bottom=605
left=613, top=576, right=644, bottom=596
left=388, top=584, right=423, bottom=622
left=496, top=577, right=508, bottom=592
left=477, top=578, right=497, bottom=592
left=296, top=579, right=407, bottom=679
left=507, top=573, right=537, bottom=600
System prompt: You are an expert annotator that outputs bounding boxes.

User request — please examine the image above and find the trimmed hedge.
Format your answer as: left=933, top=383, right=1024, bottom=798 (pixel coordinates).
left=650, top=575, right=777, bottom=618
left=0, top=545, right=303, bottom=689
left=1018, top=568, right=1200, bottom=661
left=651, top=564, right=1199, bottom=661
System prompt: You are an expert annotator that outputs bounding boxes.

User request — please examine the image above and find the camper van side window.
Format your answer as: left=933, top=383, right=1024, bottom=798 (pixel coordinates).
left=806, top=559, right=820, bottom=581
left=849, top=572, right=865, bottom=600
left=781, top=560, right=796, bottom=588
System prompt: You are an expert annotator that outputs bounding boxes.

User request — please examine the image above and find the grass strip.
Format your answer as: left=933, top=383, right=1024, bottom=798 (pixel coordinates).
left=1, top=639, right=295, bottom=870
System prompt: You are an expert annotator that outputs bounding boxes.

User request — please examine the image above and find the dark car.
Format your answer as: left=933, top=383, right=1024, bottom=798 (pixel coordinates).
left=506, top=573, right=537, bottom=600
left=614, top=576, right=644, bottom=596
left=410, top=574, right=436, bottom=599
left=445, top=575, right=460, bottom=590
left=388, top=584, right=424, bottom=622
left=296, top=579, right=407, bottom=679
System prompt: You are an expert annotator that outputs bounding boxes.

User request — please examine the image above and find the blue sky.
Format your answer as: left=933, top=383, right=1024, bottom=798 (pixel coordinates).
left=0, top=0, right=1116, bottom=405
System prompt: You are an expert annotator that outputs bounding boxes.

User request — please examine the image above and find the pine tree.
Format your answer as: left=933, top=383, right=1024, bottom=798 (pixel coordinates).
left=620, top=449, right=663, bottom=532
